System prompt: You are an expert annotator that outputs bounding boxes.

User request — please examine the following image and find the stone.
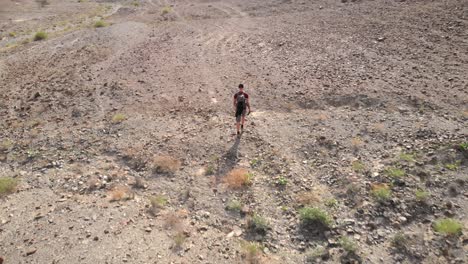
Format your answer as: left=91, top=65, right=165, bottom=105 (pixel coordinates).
left=26, top=248, right=37, bottom=256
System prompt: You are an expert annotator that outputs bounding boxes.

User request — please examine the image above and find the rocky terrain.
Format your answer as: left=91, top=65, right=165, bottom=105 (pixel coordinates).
left=0, top=0, right=467, bottom=263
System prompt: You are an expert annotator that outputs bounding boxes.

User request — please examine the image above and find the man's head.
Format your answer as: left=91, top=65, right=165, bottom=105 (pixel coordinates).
left=238, top=84, right=244, bottom=91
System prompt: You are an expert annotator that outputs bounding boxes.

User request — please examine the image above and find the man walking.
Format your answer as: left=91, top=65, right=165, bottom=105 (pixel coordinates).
left=233, top=84, right=251, bottom=136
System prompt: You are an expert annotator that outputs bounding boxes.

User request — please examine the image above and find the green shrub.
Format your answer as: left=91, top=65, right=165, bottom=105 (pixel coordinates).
left=205, top=165, right=215, bottom=175
left=299, top=207, right=332, bottom=228
left=391, top=232, right=409, bottom=251
left=459, top=142, right=468, bottom=151
left=33, top=31, right=47, bottom=41
left=0, top=177, right=18, bottom=196
left=415, top=189, right=429, bottom=202
left=94, top=20, right=107, bottom=28
left=112, top=113, right=126, bottom=123
left=150, top=195, right=168, bottom=209
left=433, top=218, right=463, bottom=236
left=250, top=158, right=259, bottom=167
left=325, top=198, right=338, bottom=208
left=399, top=153, right=415, bottom=162
left=247, top=213, right=269, bottom=234
left=445, top=160, right=461, bottom=171
left=9, top=32, right=16, bottom=37
left=173, top=232, right=185, bottom=248
left=371, top=184, right=391, bottom=202
left=339, top=236, right=357, bottom=253
left=351, top=160, right=365, bottom=172
left=161, top=6, right=172, bottom=15
left=276, top=176, right=288, bottom=186
left=305, top=246, right=327, bottom=263
left=226, top=199, right=242, bottom=212
left=241, top=241, right=263, bottom=263
left=384, top=167, right=405, bottom=178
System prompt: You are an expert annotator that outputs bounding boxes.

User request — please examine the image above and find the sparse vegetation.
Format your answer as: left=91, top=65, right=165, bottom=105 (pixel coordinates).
left=391, top=232, right=409, bottom=251
left=224, top=168, right=253, bottom=188
left=164, top=210, right=186, bottom=231
left=351, top=137, right=363, bottom=148
left=94, top=20, right=107, bottom=28
left=0, top=177, right=18, bottom=197
left=339, top=236, right=358, bottom=253
left=325, top=198, right=338, bottom=208
left=276, top=176, right=288, bottom=186
left=444, top=160, right=461, bottom=171
left=0, top=139, right=13, bottom=151
left=9, top=32, right=16, bottom=37
left=433, top=218, right=463, bottom=236
left=399, top=152, right=415, bottom=162
left=26, top=149, right=39, bottom=159
left=109, top=185, right=132, bottom=201
left=226, top=199, right=242, bottom=212
left=151, top=155, right=181, bottom=174
left=459, top=142, right=468, bottom=151
left=247, top=213, right=269, bottom=235
left=299, top=207, right=332, bottom=228
left=161, top=6, right=172, bottom=15
left=371, top=184, right=391, bottom=202
left=305, top=245, right=327, bottom=263
left=150, top=195, right=168, bottom=209
left=33, top=31, right=47, bottom=41
left=173, top=232, right=186, bottom=248
left=415, top=189, right=429, bottom=202
left=351, top=160, right=365, bottom=172
left=250, top=158, right=259, bottom=167
left=384, top=167, right=405, bottom=178
left=111, top=113, right=126, bottom=123
left=205, top=165, right=215, bottom=175
left=241, top=241, right=263, bottom=264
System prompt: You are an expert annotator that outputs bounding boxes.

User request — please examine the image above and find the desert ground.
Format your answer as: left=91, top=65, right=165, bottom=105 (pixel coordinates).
left=0, top=0, right=467, bottom=263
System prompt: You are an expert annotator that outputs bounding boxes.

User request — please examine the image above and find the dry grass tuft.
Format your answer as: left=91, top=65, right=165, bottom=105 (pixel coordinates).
left=164, top=210, right=188, bottom=231
left=241, top=241, right=264, bottom=264
left=151, top=155, right=181, bottom=174
left=109, top=185, right=132, bottom=202
left=351, top=137, right=363, bottom=148
left=0, top=177, right=19, bottom=197
left=313, top=112, right=328, bottom=121
left=296, top=185, right=330, bottom=206
left=371, top=123, right=385, bottom=132
left=224, top=168, right=253, bottom=188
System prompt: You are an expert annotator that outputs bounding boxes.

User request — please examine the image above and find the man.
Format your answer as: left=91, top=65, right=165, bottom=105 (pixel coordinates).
left=233, top=84, right=251, bottom=136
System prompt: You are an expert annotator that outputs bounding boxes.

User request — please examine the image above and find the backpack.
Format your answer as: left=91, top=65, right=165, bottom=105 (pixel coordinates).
left=236, top=92, right=246, bottom=109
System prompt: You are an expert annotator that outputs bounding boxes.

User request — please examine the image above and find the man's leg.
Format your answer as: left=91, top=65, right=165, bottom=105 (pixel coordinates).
left=236, top=115, right=241, bottom=134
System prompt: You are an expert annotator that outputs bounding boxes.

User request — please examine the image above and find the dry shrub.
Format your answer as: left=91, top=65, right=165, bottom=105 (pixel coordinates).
left=241, top=241, right=264, bottom=264
left=371, top=123, right=385, bottom=132
left=151, top=155, right=181, bottom=174
left=87, top=176, right=100, bottom=191
left=224, top=168, right=252, bottom=188
left=164, top=210, right=187, bottom=231
left=462, top=110, right=468, bottom=118
left=109, top=185, right=132, bottom=202
left=296, top=185, right=330, bottom=206
left=313, top=112, right=328, bottom=121
left=351, top=137, right=363, bottom=148
left=122, top=146, right=146, bottom=171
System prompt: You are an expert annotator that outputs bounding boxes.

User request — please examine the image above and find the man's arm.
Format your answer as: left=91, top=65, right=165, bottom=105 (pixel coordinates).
left=246, top=98, right=251, bottom=112
left=233, top=97, right=237, bottom=109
